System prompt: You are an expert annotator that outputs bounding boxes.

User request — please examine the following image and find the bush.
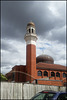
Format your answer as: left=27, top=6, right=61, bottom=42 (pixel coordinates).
left=0, top=73, right=8, bottom=82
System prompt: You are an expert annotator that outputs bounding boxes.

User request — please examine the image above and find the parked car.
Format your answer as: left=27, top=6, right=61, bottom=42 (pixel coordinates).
left=31, top=90, right=67, bottom=100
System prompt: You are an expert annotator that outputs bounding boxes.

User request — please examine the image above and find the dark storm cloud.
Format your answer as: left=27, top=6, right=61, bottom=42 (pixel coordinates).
left=45, top=25, right=66, bottom=44
left=1, top=1, right=65, bottom=43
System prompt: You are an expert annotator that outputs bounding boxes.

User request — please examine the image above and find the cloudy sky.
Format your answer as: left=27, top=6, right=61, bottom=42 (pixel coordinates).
left=1, top=1, right=66, bottom=74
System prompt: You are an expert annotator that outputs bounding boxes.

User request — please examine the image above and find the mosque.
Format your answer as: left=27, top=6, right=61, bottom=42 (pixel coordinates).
left=5, top=22, right=66, bottom=86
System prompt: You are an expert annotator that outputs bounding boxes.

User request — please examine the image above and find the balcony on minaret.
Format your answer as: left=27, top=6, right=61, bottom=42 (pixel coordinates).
left=24, top=22, right=38, bottom=45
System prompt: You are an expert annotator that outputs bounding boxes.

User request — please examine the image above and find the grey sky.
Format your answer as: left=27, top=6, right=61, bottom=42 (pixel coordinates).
left=1, top=1, right=66, bottom=74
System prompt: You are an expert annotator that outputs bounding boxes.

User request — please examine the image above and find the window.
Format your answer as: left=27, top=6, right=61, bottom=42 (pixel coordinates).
left=12, top=72, right=15, bottom=81
left=51, top=72, right=55, bottom=77
left=44, top=71, right=48, bottom=76
left=31, top=92, right=56, bottom=100
left=63, top=73, right=66, bottom=78
left=29, top=29, right=30, bottom=33
left=38, top=71, right=42, bottom=76
left=32, top=29, right=33, bottom=33
left=56, top=72, right=60, bottom=77
left=57, top=93, right=67, bottom=100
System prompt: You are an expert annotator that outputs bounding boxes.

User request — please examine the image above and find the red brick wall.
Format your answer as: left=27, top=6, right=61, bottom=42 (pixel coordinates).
left=35, top=69, right=66, bottom=80
left=6, top=64, right=66, bottom=86
left=13, top=65, right=26, bottom=82
left=35, top=69, right=66, bottom=86
left=6, top=65, right=26, bottom=82
left=26, top=44, right=36, bottom=82
left=38, top=80, right=63, bottom=86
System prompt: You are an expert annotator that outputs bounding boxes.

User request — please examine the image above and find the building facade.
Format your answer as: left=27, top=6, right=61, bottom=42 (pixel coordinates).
left=5, top=22, right=67, bottom=86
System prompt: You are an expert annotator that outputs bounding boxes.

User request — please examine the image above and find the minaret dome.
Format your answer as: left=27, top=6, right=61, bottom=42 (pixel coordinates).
left=26, top=21, right=36, bottom=34
left=27, top=22, right=35, bottom=27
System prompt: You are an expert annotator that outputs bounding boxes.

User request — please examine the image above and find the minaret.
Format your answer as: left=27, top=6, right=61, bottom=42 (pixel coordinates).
left=24, top=22, right=38, bottom=82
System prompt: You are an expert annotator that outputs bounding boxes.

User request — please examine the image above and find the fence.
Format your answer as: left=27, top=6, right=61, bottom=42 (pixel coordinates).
left=1, top=82, right=66, bottom=99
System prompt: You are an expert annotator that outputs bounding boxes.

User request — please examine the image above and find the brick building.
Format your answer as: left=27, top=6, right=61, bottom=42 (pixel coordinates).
left=5, top=22, right=67, bottom=86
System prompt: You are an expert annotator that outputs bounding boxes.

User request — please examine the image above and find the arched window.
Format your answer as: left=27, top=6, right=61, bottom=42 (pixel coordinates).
left=51, top=72, right=55, bottom=77
left=37, top=71, right=42, bottom=76
left=56, top=72, right=60, bottom=77
left=44, top=71, right=48, bottom=76
left=63, top=73, right=66, bottom=78
left=29, top=29, right=30, bottom=33
left=32, top=29, right=33, bottom=33
left=12, top=72, right=15, bottom=81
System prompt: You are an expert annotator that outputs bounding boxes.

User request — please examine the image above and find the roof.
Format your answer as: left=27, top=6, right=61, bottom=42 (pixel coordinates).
left=41, top=90, right=66, bottom=93
left=36, top=62, right=66, bottom=71
left=27, top=22, right=35, bottom=26
left=12, top=65, right=26, bottom=68
left=36, top=54, right=54, bottom=64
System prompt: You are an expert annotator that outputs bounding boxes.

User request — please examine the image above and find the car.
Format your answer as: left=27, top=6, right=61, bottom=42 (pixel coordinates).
left=31, top=90, right=67, bottom=100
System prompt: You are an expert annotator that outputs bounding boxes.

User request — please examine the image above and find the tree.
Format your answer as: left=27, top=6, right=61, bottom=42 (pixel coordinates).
left=0, top=73, right=8, bottom=82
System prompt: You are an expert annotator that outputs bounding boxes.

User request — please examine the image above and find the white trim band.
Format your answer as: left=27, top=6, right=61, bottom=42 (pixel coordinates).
left=26, top=40, right=36, bottom=46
